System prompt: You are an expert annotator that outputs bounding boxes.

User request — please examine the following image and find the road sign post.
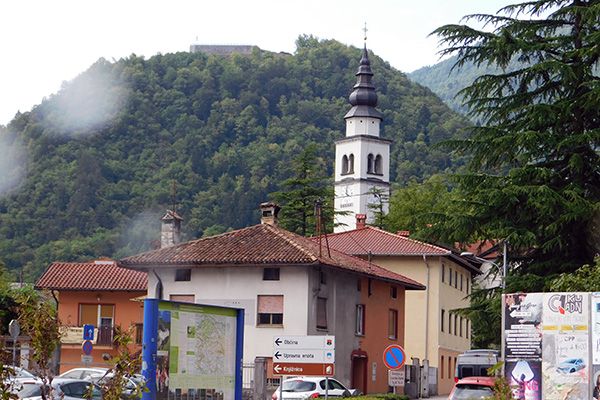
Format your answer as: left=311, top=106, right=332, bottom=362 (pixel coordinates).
left=8, top=319, right=19, bottom=366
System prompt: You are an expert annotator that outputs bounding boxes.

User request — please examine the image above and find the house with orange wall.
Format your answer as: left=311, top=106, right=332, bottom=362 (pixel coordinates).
left=35, top=260, right=147, bottom=374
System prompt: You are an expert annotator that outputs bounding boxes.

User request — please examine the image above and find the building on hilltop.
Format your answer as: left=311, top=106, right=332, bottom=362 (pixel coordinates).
left=189, top=44, right=256, bottom=55
left=35, top=259, right=147, bottom=373
left=334, top=45, right=391, bottom=232
left=320, top=216, right=480, bottom=395
left=119, top=202, right=425, bottom=395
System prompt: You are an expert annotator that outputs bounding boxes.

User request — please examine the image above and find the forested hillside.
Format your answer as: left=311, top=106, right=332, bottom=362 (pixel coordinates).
left=0, top=36, right=469, bottom=280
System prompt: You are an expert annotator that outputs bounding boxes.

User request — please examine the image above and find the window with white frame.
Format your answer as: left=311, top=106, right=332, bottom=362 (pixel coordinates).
left=355, top=304, right=365, bottom=335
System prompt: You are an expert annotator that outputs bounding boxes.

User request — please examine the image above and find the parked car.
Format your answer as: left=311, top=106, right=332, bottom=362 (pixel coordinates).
left=90, top=373, right=144, bottom=399
left=271, top=377, right=359, bottom=399
left=2, top=366, right=40, bottom=382
left=12, top=381, right=43, bottom=399
left=16, top=378, right=102, bottom=400
left=556, top=358, right=585, bottom=374
left=58, top=368, right=109, bottom=380
left=448, top=376, right=495, bottom=400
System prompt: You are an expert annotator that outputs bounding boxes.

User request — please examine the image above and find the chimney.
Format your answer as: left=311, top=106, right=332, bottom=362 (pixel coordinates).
left=397, top=230, right=410, bottom=237
left=260, top=202, right=280, bottom=226
left=161, top=210, right=183, bottom=248
left=356, top=214, right=367, bottom=229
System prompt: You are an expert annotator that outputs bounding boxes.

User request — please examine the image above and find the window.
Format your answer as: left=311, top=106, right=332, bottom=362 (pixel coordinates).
left=342, top=155, right=349, bottom=174
left=367, top=154, right=374, bottom=173
left=442, top=264, right=445, bottom=283
left=454, top=271, right=458, bottom=288
left=368, top=279, right=373, bottom=296
left=460, top=274, right=463, bottom=291
left=263, top=267, right=280, bottom=281
left=319, top=270, right=327, bottom=285
left=388, top=309, right=398, bottom=340
left=79, top=304, right=114, bottom=346
left=390, top=286, right=397, bottom=299
left=466, top=278, right=470, bottom=294
left=257, top=295, right=283, bottom=326
left=466, top=320, right=469, bottom=339
left=317, top=297, right=328, bottom=329
left=355, top=305, right=365, bottom=335
left=441, top=356, right=445, bottom=379
left=448, top=313, right=452, bottom=335
left=448, top=357, right=452, bottom=378
left=348, top=154, right=355, bottom=173
left=459, top=316, right=463, bottom=337
left=441, top=309, right=445, bottom=332
left=135, top=323, right=143, bottom=345
left=454, top=315, right=458, bottom=336
left=174, top=268, right=191, bottom=281
left=449, top=268, right=453, bottom=286
left=374, top=155, right=382, bottom=174
left=357, top=279, right=362, bottom=292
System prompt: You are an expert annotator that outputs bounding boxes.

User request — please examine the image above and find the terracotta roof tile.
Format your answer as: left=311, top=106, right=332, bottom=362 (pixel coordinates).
left=120, top=224, right=425, bottom=289
left=35, top=260, right=147, bottom=291
left=322, top=226, right=451, bottom=256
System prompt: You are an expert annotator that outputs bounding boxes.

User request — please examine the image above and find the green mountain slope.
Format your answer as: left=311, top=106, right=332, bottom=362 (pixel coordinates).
left=0, top=36, right=470, bottom=279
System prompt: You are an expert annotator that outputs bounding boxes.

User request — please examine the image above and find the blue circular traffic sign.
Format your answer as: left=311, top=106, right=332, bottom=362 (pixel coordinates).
left=82, top=340, right=93, bottom=355
left=383, top=344, right=406, bottom=370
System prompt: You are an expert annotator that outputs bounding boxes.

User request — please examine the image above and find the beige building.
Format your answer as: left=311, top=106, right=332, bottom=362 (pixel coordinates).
left=323, top=219, right=480, bottom=395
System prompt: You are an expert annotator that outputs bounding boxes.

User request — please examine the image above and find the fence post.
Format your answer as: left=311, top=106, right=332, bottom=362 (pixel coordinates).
left=254, top=357, right=268, bottom=400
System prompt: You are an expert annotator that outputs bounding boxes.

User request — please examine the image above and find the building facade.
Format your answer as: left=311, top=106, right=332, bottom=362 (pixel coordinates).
left=323, top=224, right=480, bottom=395
left=120, top=204, right=424, bottom=394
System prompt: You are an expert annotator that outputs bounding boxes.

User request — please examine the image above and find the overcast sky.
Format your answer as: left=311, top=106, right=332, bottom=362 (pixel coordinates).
left=0, top=0, right=512, bottom=126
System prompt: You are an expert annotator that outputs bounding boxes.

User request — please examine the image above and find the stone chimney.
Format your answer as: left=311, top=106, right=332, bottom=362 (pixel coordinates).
left=260, top=202, right=280, bottom=226
left=161, top=210, right=183, bottom=248
left=356, top=214, right=367, bottom=229
left=397, top=230, right=410, bottom=237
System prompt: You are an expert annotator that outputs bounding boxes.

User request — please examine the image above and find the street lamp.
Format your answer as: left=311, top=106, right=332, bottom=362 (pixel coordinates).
left=461, top=241, right=508, bottom=289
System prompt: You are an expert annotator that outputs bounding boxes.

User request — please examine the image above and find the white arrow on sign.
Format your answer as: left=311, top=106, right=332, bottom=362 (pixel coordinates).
left=273, top=349, right=335, bottom=363
left=273, top=335, right=335, bottom=350
left=274, top=364, right=282, bottom=374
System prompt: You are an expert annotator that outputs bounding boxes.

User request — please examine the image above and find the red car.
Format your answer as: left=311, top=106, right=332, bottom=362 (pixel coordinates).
left=448, top=376, right=495, bottom=399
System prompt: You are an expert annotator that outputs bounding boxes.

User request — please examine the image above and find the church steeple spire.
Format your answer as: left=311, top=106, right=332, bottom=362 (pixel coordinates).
left=345, top=45, right=383, bottom=120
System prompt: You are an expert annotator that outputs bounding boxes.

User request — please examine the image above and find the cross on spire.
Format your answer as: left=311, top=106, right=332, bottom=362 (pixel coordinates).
left=363, top=22, right=368, bottom=43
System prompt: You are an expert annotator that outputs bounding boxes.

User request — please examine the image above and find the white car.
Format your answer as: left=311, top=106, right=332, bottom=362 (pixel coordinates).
left=271, top=377, right=359, bottom=399
left=13, top=378, right=102, bottom=400
left=58, top=368, right=109, bottom=380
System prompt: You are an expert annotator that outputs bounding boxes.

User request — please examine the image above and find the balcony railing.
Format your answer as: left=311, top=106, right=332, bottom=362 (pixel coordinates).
left=97, top=325, right=114, bottom=346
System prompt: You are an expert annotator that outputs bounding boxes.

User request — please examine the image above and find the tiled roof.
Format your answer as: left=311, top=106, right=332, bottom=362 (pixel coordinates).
left=119, top=224, right=425, bottom=289
left=35, top=260, right=147, bottom=291
left=322, top=227, right=481, bottom=274
left=323, top=226, right=451, bottom=256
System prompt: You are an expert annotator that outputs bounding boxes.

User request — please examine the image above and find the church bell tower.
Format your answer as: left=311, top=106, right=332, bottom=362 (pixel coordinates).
left=333, top=44, right=391, bottom=232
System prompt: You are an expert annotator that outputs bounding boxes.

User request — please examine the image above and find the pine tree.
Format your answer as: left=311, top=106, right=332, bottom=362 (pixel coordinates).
left=432, top=0, right=600, bottom=283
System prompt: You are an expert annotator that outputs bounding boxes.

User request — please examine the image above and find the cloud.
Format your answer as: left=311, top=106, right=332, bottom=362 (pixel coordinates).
left=43, top=59, right=129, bottom=137
left=0, top=130, right=27, bottom=197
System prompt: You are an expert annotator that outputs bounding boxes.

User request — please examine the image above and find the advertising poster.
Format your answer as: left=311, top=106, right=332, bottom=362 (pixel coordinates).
left=504, top=293, right=543, bottom=361
left=592, top=293, right=600, bottom=365
left=506, top=360, right=541, bottom=400
left=156, top=301, right=239, bottom=400
left=592, top=366, right=600, bottom=400
left=542, top=293, right=590, bottom=400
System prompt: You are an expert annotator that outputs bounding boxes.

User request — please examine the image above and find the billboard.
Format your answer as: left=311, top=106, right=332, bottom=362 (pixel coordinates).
left=504, top=293, right=543, bottom=361
left=142, top=299, right=244, bottom=400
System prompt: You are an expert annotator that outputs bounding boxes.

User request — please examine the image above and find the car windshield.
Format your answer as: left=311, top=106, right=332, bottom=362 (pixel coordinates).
left=452, top=384, right=494, bottom=399
left=281, top=380, right=316, bottom=392
left=563, top=359, right=579, bottom=364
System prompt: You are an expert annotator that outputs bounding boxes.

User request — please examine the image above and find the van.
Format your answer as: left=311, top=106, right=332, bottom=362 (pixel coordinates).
left=454, top=349, right=500, bottom=382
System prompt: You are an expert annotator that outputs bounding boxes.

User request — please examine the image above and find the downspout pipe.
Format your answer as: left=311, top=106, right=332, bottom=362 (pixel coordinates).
left=422, top=255, right=430, bottom=362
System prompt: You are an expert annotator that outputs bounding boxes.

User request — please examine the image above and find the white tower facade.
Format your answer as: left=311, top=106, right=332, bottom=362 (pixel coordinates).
left=334, top=46, right=391, bottom=232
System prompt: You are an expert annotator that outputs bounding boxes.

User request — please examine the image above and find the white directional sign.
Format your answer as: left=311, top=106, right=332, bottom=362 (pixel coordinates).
left=272, top=336, right=335, bottom=374
left=273, top=349, right=335, bottom=363
left=273, top=335, right=335, bottom=350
